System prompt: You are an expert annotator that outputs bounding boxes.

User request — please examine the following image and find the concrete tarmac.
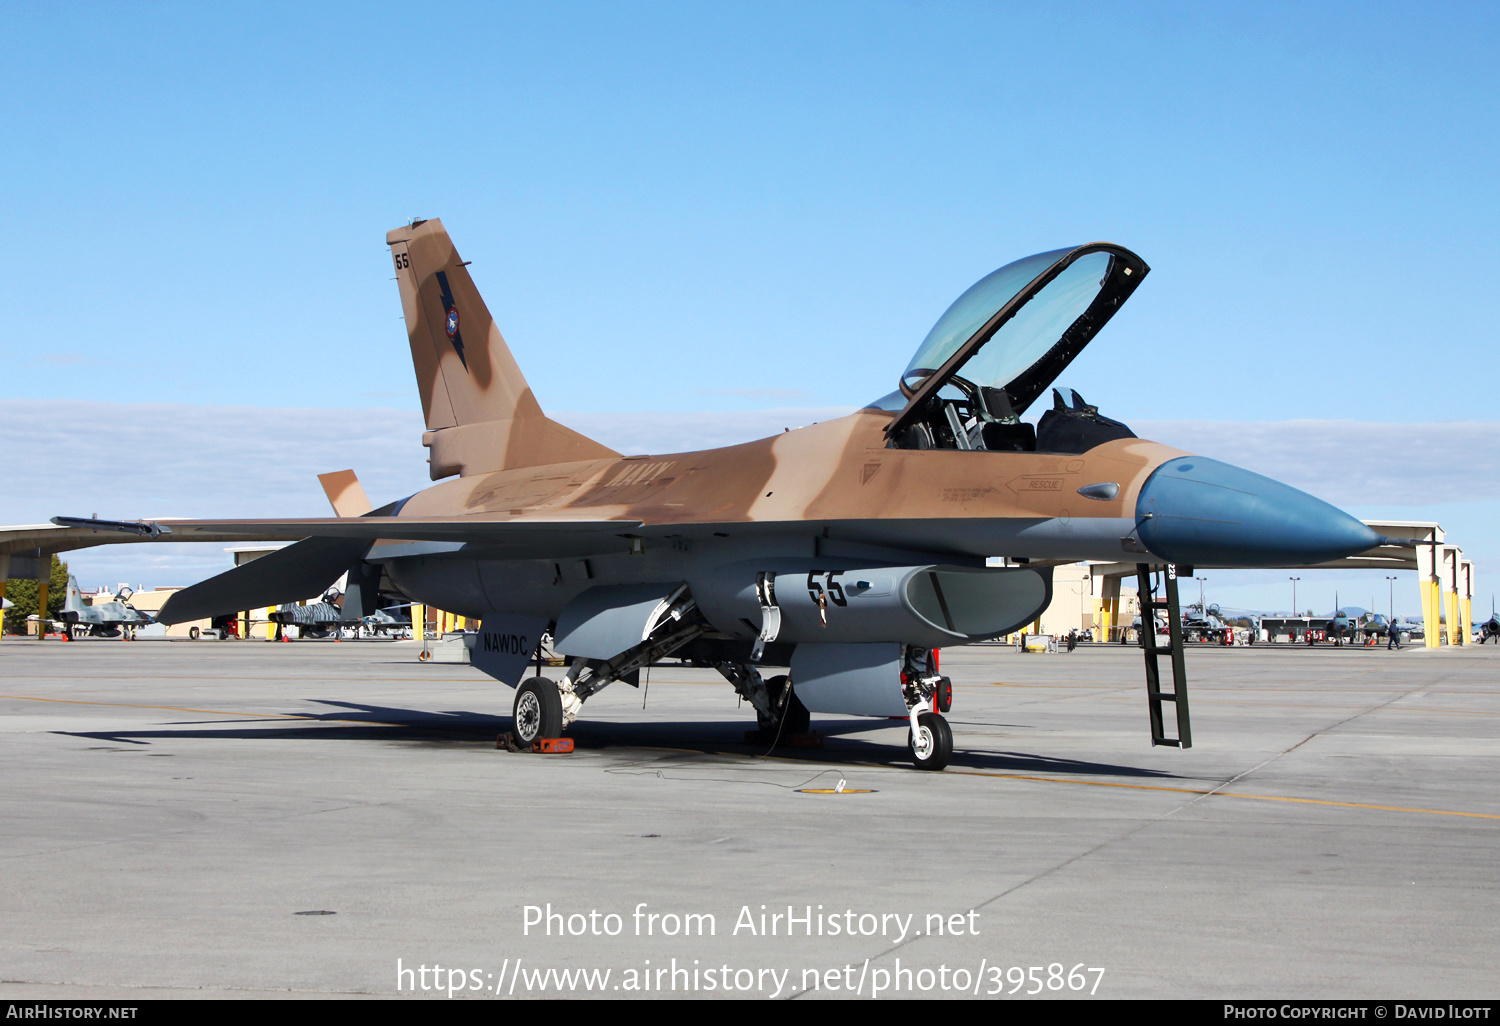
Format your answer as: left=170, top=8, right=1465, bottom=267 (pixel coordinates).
left=2, top=637, right=1497, bottom=1000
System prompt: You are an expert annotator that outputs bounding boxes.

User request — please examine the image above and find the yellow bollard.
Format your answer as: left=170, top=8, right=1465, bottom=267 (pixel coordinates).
left=0, top=579, right=7, bottom=640
left=413, top=604, right=425, bottom=642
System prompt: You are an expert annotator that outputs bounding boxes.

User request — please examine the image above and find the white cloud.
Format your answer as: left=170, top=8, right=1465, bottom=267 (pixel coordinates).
left=1135, top=420, right=1500, bottom=507
left=694, top=387, right=814, bottom=401
left=3, top=400, right=1491, bottom=588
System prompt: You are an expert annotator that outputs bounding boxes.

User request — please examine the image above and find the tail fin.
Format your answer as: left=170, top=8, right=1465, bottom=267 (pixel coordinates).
left=386, top=218, right=618, bottom=479
left=64, top=575, right=86, bottom=615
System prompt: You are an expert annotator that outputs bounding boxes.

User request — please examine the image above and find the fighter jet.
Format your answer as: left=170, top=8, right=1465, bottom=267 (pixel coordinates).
left=1181, top=602, right=1233, bottom=644
left=60, top=576, right=154, bottom=639
left=1478, top=617, right=1500, bottom=643
left=268, top=588, right=412, bottom=639
left=54, top=220, right=1386, bottom=769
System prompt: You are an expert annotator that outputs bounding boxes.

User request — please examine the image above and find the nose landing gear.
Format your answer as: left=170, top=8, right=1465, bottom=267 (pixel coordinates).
left=908, top=710, right=952, bottom=770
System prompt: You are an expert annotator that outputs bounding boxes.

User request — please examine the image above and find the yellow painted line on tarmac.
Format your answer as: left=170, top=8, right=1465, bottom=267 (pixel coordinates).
left=985, top=682, right=1498, bottom=694
left=944, top=769, right=1500, bottom=820
left=1101, top=695, right=1500, bottom=716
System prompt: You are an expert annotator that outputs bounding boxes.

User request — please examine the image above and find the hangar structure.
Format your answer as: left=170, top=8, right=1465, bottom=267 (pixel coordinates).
left=1051, top=521, right=1473, bottom=649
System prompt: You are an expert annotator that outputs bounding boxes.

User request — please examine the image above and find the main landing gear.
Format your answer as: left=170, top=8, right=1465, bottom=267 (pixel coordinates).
left=512, top=677, right=564, bottom=747
left=509, top=586, right=709, bottom=749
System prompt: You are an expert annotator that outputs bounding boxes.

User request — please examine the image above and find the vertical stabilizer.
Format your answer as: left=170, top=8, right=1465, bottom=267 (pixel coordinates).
left=386, top=219, right=618, bottom=479
left=64, top=576, right=86, bottom=616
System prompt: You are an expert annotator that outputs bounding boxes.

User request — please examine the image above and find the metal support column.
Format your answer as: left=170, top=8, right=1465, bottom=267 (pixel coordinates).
left=1446, top=549, right=1464, bottom=645
left=1101, top=574, right=1121, bottom=641
left=34, top=552, right=51, bottom=640
left=1462, top=561, right=1475, bottom=644
left=1421, top=543, right=1442, bottom=648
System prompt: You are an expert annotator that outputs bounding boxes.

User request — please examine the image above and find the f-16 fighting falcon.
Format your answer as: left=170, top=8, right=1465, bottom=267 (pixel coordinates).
left=53, top=219, right=1387, bottom=769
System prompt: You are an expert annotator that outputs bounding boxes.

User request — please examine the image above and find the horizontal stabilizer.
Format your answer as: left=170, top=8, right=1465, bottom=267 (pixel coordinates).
left=318, top=470, right=373, bottom=518
left=158, top=536, right=372, bottom=625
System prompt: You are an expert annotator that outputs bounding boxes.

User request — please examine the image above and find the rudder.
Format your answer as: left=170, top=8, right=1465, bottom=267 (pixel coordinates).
left=386, top=218, right=617, bottom=479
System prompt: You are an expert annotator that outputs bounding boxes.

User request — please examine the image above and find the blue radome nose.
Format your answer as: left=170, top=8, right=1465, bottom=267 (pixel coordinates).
left=1136, top=457, right=1380, bottom=567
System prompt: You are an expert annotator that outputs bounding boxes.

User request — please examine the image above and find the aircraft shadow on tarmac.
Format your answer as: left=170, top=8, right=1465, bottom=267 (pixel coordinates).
left=53, top=700, right=1176, bottom=779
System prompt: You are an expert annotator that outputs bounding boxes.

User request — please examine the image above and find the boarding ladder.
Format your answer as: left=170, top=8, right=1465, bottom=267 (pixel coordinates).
left=1136, top=563, right=1192, bottom=748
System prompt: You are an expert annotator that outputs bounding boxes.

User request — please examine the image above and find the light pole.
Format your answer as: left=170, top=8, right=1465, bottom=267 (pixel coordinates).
left=1290, top=577, right=1301, bottom=618
left=1386, top=576, right=1399, bottom=620
left=1195, top=577, right=1207, bottom=614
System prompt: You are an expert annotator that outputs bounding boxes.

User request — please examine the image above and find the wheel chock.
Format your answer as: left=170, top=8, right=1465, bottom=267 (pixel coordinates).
left=533, top=738, right=574, bottom=754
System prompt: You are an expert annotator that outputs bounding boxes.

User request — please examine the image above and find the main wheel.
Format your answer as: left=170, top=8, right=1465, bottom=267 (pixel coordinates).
left=513, top=677, right=564, bottom=747
left=756, top=674, right=810, bottom=739
left=908, top=712, right=953, bottom=771
left=188, top=626, right=200, bottom=640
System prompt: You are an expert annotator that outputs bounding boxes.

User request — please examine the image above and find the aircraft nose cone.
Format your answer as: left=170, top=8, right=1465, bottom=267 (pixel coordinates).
left=1136, top=456, right=1379, bottom=567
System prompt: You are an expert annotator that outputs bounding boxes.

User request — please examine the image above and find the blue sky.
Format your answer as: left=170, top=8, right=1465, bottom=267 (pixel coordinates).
left=3, top=2, right=1496, bottom=612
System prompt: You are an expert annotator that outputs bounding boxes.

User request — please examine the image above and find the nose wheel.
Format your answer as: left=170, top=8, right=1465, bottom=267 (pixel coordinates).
left=908, top=711, right=952, bottom=770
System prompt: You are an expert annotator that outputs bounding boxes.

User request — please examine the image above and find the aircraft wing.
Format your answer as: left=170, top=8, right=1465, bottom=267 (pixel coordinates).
left=48, top=515, right=645, bottom=627
left=51, top=515, right=643, bottom=549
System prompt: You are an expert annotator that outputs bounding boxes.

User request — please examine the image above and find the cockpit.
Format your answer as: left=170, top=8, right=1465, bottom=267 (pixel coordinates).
left=880, top=243, right=1149, bottom=455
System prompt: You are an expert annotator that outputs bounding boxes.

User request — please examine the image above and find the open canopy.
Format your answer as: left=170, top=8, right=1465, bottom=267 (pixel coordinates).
left=888, top=242, right=1148, bottom=438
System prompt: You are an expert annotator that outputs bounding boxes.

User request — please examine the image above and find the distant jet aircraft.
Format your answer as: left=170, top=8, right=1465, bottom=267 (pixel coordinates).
left=1325, top=598, right=1357, bottom=646
left=57, top=220, right=1388, bottom=769
left=268, top=587, right=412, bottom=639
left=1182, top=602, right=1234, bottom=643
left=61, top=576, right=154, bottom=639
left=1477, top=613, right=1500, bottom=644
